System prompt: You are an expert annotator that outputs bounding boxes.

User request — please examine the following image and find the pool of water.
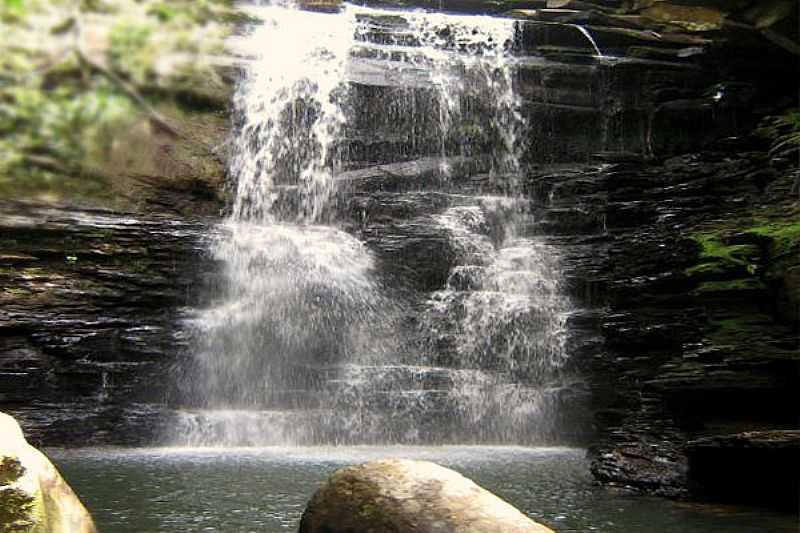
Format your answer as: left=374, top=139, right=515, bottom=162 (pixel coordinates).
left=49, top=446, right=795, bottom=532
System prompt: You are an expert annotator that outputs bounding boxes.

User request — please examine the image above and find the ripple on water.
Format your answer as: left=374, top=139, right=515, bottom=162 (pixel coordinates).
left=47, top=446, right=796, bottom=533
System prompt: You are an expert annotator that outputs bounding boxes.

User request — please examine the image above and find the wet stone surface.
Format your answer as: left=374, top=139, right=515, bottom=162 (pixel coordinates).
left=2, top=0, right=798, bottom=509
left=529, top=148, right=800, bottom=506
left=0, top=201, right=215, bottom=446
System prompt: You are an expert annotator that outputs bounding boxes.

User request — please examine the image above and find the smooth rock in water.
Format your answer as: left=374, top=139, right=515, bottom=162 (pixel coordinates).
left=297, top=0, right=342, bottom=13
left=299, top=459, right=554, bottom=533
left=0, top=412, right=96, bottom=533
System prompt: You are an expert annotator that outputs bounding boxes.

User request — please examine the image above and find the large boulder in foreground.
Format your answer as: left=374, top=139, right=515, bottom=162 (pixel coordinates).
left=0, top=412, right=96, bottom=533
left=299, top=459, right=554, bottom=533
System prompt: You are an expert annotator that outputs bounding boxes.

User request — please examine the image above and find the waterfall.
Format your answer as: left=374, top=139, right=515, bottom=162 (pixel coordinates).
left=172, top=2, right=576, bottom=446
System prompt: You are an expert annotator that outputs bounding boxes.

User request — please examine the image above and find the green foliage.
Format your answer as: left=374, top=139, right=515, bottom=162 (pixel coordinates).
left=108, top=2, right=229, bottom=85
left=756, top=108, right=800, bottom=159
left=687, top=233, right=759, bottom=276
left=687, top=221, right=800, bottom=286
left=1, top=0, right=25, bottom=21
left=109, top=21, right=156, bottom=85
left=147, top=2, right=178, bottom=22
left=693, top=278, right=767, bottom=293
left=746, top=222, right=800, bottom=258
left=0, top=78, right=134, bottom=195
left=2, top=0, right=23, bottom=11
left=0, top=457, right=25, bottom=485
left=146, top=0, right=221, bottom=24
left=0, top=0, right=234, bottom=200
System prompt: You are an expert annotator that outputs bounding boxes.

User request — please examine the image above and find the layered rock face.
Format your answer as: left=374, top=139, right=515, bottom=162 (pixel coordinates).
left=299, top=459, right=554, bottom=533
left=545, top=143, right=799, bottom=509
left=0, top=0, right=796, bottom=509
left=337, top=1, right=799, bottom=508
left=476, top=0, right=799, bottom=511
left=0, top=202, right=213, bottom=445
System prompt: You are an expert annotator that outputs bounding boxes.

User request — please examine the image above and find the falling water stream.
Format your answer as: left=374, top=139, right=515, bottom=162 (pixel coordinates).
left=42, top=4, right=800, bottom=532
left=172, top=2, right=577, bottom=446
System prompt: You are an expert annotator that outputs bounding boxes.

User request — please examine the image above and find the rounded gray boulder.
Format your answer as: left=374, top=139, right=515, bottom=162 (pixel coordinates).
left=299, top=458, right=554, bottom=533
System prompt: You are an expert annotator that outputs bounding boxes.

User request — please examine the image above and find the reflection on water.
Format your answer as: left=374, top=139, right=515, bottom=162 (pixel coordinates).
left=49, top=447, right=795, bottom=533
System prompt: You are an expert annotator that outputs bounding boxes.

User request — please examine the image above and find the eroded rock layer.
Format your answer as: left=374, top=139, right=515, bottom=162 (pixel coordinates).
left=0, top=0, right=797, bottom=509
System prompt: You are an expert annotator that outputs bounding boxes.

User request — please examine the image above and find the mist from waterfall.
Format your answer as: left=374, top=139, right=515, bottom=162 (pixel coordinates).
left=173, top=2, right=575, bottom=446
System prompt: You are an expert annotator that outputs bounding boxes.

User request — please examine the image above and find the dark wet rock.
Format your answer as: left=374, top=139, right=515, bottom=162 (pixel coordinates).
left=523, top=114, right=798, bottom=502
left=299, top=459, right=554, bottom=533
left=1, top=0, right=795, bottom=512
left=0, top=201, right=213, bottom=446
left=687, top=431, right=800, bottom=511
left=360, top=0, right=798, bottom=60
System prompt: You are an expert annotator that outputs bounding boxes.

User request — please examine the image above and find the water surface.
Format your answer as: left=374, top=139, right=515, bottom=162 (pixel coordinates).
left=50, top=446, right=795, bottom=532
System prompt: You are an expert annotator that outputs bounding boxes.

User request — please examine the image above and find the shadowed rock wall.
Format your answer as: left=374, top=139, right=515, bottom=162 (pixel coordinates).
left=0, top=0, right=797, bottom=510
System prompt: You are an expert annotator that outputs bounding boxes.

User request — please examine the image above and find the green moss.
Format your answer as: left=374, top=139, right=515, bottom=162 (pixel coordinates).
left=745, top=222, right=800, bottom=259
left=109, top=22, right=156, bottom=85
left=358, top=502, right=378, bottom=519
left=685, top=232, right=759, bottom=280
left=686, top=262, right=733, bottom=277
left=710, top=316, right=773, bottom=331
left=0, top=457, right=24, bottom=485
left=693, top=278, right=767, bottom=293
left=695, top=234, right=753, bottom=265
left=0, top=457, right=35, bottom=532
left=129, top=259, right=151, bottom=273
left=687, top=221, right=800, bottom=288
left=0, top=487, right=36, bottom=532
left=2, top=287, right=31, bottom=296
left=756, top=108, right=800, bottom=158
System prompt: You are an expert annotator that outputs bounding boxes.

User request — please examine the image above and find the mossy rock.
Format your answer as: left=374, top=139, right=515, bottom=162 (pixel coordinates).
left=0, top=413, right=96, bottom=533
left=687, top=220, right=800, bottom=319
left=639, top=4, right=726, bottom=31
left=745, top=222, right=800, bottom=261
left=0, top=457, right=36, bottom=532
left=297, top=0, right=344, bottom=13
left=685, top=232, right=761, bottom=281
left=299, top=459, right=554, bottom=533
left=692, top=278, right=767, bottom=295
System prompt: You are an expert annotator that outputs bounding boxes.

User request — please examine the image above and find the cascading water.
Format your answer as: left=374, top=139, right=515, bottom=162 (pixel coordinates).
left=419, top=197, right=573, bottom=442
left=396, top=12, right=524, bottom=175
left=228, top=4, right=353, bottom=223
left=173, top=2, right=576, bottom=446
left=175, top=3, right=398, bottom=445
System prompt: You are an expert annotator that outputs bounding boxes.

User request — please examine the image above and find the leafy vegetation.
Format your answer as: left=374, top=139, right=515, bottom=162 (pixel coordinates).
left=747, top=222, right=800, bottom=258
left=693, top=278, right=766, bottom=293
left=0, top=0, right=234, bottom=201
left=756, top=108, right=800, bottom=159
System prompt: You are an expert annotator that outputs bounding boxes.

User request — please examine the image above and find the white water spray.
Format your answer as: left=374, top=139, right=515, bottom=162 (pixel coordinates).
left=175, top=3, right=576, bottom=446
left=229, top=4, right=355, bottom=223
